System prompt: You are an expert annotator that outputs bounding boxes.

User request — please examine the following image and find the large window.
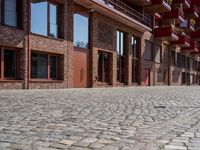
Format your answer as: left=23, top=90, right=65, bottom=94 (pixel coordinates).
left=176, top=53, right=182, bottom=67
left=31, top=53, right=48, bottom=79
left=155, top=45, right=162, bottom=63
left=31, top=1, right=58, bottom=37
left=74, top=13, right=89, bottom=48
left=98, top=51, right=110, bottom=83
left=50, top=55, right=59, bottom=79
left=181, top=54, right=186, bottom=68
left=1, top=0, right=22, bottom=28
left=132, top=35, right=140, bottom=84
left=0, top=48, right=19, bottom=80
left=144, top=40, right=153, bottom=61
left=171, top=51, right=176, bottom=66
left=31, top=52, right=61, bottom=80
left=117, top=31, right=125, bottom=83
left=186, top=57, right=190, bottom=70
left=4, top=50, right=17, bottom=78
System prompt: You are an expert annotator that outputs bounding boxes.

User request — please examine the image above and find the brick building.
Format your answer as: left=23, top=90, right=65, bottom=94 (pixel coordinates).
left=0, top=0, right=200, bottom=89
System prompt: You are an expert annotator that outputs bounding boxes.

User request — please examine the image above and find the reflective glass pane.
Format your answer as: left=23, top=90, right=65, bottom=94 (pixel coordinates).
left=50, top=56, right=58, bottom=79
left=31, top=1, right=48, bottom=36
left=4, top=0, right=17, bottom=27
left=50, top=4, right=58, bottom=37
left=117, top=31, right=120, bottom=55
left=31, top=53, right=48, bottom=79
left=74, top=14, right=89, bottom=48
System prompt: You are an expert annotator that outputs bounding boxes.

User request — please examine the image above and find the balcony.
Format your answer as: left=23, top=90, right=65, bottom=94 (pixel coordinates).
left=146, top=0, right=171, bottom=13
left=183, top=6, right=199, bottom=19
left=191, top=0, right=200, bottom=6
left=191, top=49, right=200, bottom=55
left=182, top=41, right=199, bottom=52
left=106, top=0, right=152, bottom=27
left=125, top=0, right=151, bottom=6
left=154, top=26, right=179, bottom=40
left=195, top=17, right=200, bottom=25
left=163, top=8, right=185, bottom=24
left=74, top=0, right=152, bottom=31
left=170, top=35, right=190, bottom=47
left=171, top=0, right=190, bottom=8
left=179, top=19, right=195, bottom=32
left=191, top=30, right=200, bottom=41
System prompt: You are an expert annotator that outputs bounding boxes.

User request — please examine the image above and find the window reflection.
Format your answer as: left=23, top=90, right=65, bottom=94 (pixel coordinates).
left=31, top=53, right=48, bottom=79
left=50, top=56, right=58, bottom=80
left=74, top=14, right=89, bottom=49
left=3, top=0, right=17, bottom=27
left=31, top=1, right=48, bottom=36
left=50, top=4, right=58, bottom=37
left=31, top=1, right=58, bottom=37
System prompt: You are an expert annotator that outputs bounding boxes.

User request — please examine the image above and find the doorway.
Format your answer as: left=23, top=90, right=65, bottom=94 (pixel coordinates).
left=73, top=47, right=89, bottom=88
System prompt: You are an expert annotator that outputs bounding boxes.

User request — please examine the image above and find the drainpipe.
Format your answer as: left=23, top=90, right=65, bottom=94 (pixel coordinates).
left=27, top=0, right=30, bottom=89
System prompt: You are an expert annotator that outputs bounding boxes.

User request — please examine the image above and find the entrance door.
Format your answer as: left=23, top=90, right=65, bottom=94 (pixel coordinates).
left=73, top=47, right=89, bottom=88
left=145, top=69, right=150, bottom=86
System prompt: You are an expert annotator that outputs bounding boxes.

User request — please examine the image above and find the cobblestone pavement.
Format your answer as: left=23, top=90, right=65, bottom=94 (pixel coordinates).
left=1, top=87, right=200, bottom=150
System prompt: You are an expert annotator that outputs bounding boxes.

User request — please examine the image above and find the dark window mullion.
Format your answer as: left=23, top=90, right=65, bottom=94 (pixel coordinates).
left=102, top=52, right=105, bottom=82
left=48, top=54, right=50, bottom=80
left=57, top=3, right=60, bottom=38
left=47, top=2, right=50, bottom=36
left=119, top=32, right=122, bottom=82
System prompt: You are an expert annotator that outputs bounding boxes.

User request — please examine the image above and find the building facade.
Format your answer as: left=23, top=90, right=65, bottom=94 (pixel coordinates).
left=0, top=0, right=200, bottom=89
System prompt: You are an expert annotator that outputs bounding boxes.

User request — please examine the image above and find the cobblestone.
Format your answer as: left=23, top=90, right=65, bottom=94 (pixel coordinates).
left=0, top=87, right=200, bottom=149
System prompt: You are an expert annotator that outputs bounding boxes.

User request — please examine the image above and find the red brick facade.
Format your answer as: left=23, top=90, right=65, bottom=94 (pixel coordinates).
left=0, top=0, right=199, bottom=89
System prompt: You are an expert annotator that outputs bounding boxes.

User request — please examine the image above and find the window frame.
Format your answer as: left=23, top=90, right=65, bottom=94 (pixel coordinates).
left=131, top=35, right=140, bottom=84
left=30, top=1, right=60, bottom=38
left=31, top=51, right=62, bottom=81
left=73, top=12, right=89, bottom=49
left=97, top=50, right=111, bottom=84
left=116, top=30, right=126, bottom=83
left=0, top=47, right=20, bottom=80
left=154, top=44, right=162, bottom=64
left=1, top=0, right=22, bottom=29
left=144, top=40, right=153, bottom=61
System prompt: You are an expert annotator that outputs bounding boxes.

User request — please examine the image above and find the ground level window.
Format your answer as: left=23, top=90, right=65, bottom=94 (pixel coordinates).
left=182, top=72, right=186, bottom=85
left=31, top=53, right=48, bottom=79
left=117, top=56, right=125, bottom=83
left=4, top=50, right=17, bottom=78
left=132, top=59, right=139, bottom=84
left=98, top=51, right=110, bottom=83
left=50, top=56, right=59, bottom=80
left=117, top=30, right=126, bottom=83
left=0, top=48, right=20, bottom=80
left=31, top=52, right=61, bottom=80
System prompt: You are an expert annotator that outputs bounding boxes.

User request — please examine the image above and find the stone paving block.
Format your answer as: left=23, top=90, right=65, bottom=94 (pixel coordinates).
left=165, top=145, right=187, bottom=150
left=58, top=139, right=76, bottom=145
left=101, top=145, right=119, bottom=150
left=89, top=142, right=105, bottom=149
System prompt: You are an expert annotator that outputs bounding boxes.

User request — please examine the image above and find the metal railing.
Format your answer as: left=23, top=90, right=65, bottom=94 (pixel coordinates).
left=186, top=0, right=191, bottom=4
left=164, top=0, right=171, bottom=5
left=100, top=0, right=152, bottom=28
